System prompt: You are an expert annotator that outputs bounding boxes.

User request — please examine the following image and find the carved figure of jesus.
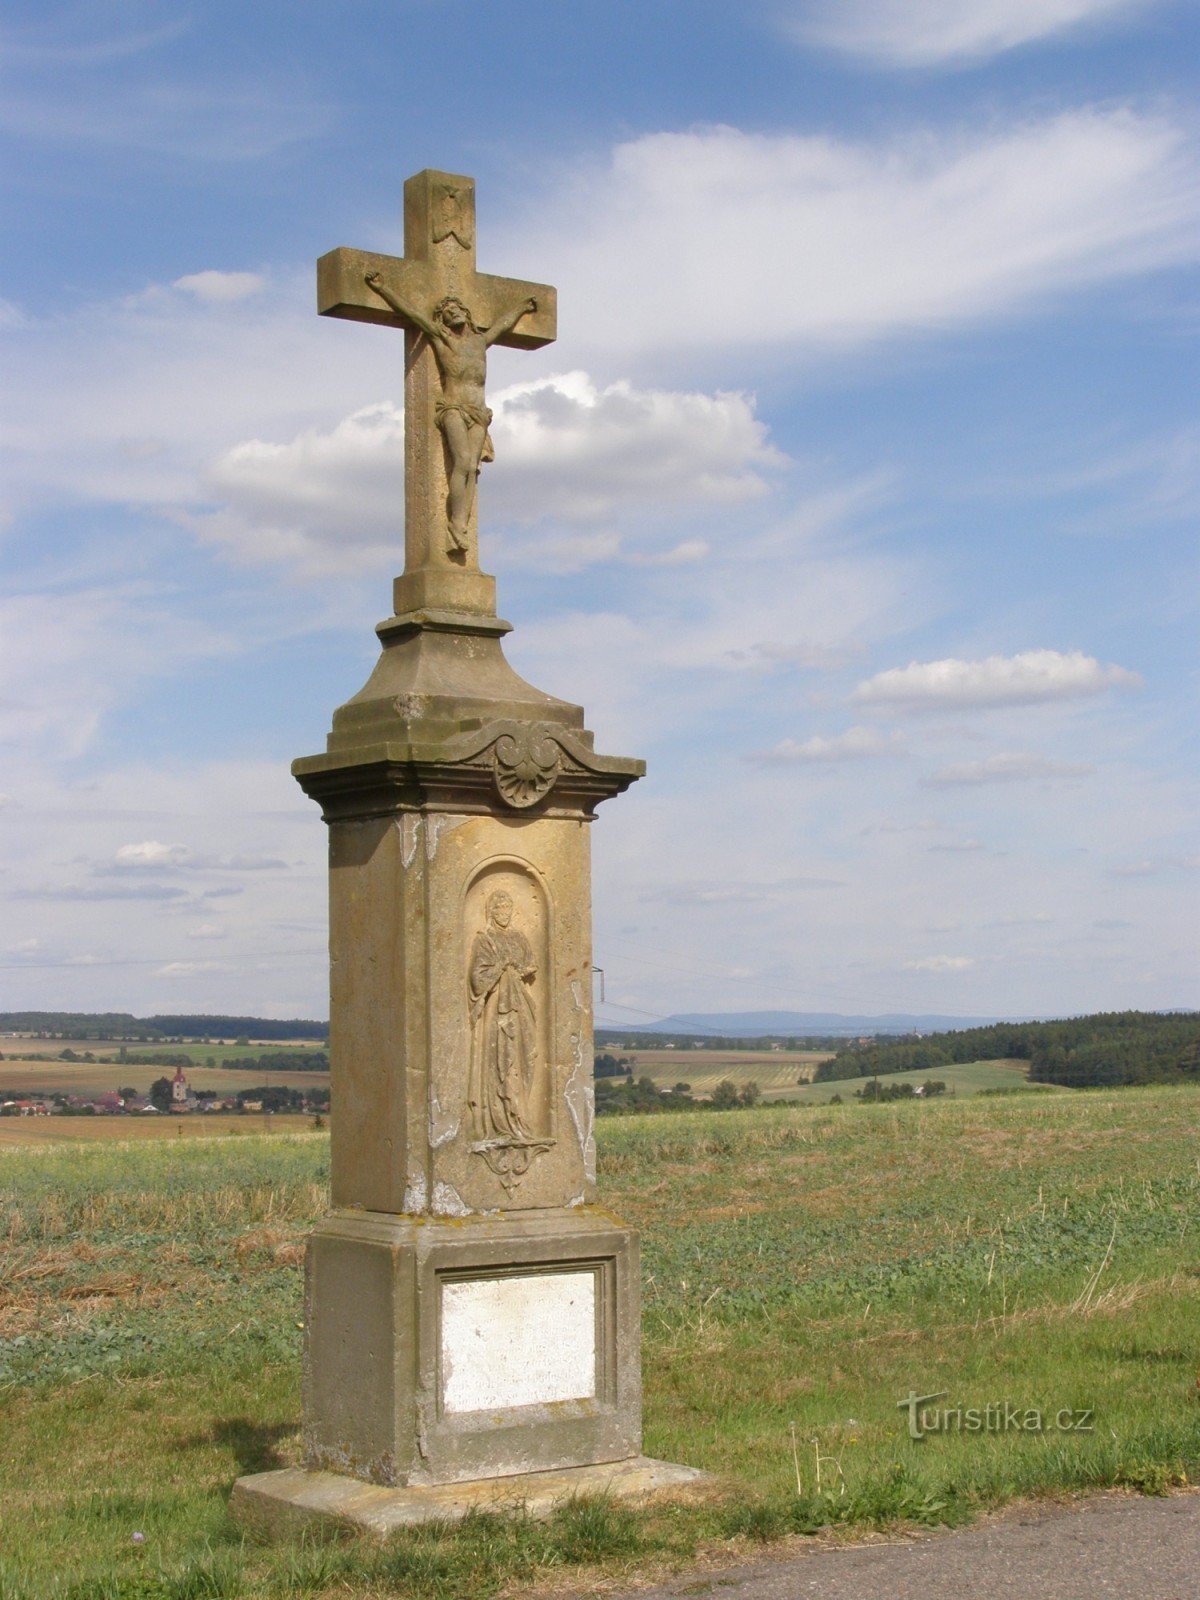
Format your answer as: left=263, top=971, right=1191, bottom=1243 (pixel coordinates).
left=365, top=273, right=536, bottom=554
left=467, top=890, right=537, bottom=1145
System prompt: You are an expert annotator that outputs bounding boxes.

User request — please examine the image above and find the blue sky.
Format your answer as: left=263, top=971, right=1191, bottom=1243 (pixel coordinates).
left=1, top=0, right=1196, bottom=1023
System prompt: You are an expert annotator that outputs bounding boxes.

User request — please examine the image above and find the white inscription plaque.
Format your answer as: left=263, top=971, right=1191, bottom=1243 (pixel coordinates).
left=441, top=1269, right=596, bottom=1414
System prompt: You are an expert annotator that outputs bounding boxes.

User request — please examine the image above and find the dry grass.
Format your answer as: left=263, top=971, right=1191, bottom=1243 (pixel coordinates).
left=0, top=1113, right=320, bottom=1146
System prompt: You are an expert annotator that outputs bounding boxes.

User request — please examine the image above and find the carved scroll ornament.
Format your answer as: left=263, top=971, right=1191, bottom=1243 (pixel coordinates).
left=492, top=727, right=562, bottom=809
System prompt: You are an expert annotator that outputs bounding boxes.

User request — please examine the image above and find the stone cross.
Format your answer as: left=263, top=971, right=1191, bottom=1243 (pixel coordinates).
left=317, top=170, right=556, bottom=604
left=231, top=168, right=703, bottom=1535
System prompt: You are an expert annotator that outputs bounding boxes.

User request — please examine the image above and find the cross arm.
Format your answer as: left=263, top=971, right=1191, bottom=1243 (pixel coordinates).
left=317, top=247, right=432, bottom=330
left=473, top=271, right=557, bottom=351
left=318, top=247, right=557, bottom=349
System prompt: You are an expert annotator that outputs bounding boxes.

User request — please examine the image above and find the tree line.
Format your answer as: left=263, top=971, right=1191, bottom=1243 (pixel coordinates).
left=0, top=1012, right=328, bottom=1041
left=814, top=1011, right=1200, bottom=1089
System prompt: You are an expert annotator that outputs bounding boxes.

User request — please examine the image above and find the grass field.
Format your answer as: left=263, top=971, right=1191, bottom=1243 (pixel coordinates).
left=625, top=1051, right=1049, bottom=1102
left=1, top=1088, right=1198, bottom=1598
left=785, top=1057, right=1062, bottom=1102
left=0, top=1114, right=320, bottom=1148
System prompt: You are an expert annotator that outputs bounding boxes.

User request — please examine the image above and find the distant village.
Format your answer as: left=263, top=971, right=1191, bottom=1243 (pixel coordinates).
left=1, top=1043, right=330, bottom=1122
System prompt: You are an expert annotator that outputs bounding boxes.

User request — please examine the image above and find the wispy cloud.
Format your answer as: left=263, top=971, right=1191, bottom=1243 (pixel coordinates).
left=17, top=882, right=189, bottom=903
left=853, top=650, right=1141, bottom=712
left=785, top=0, right=1152, bottom=68
left=0, top=586, right=235, bottom=759
left=173, top=271, right=265, bottom=304
left=750, top=726, right=903, bottom=764
left=925, top=752, right=1097, bottom=785
left=518, top=110, right=1200, bottom=369
left=901, top=954, right=976, bottom=972
left=649, top=875, right=848, bottom=906
left=114, top=840, right=190, bottom=868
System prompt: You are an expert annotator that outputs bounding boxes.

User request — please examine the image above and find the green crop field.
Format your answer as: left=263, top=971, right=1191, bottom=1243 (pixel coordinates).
left=785, top=1056, right=1064, bottom=1102
left=623, top=1052, right=1049, bottom=1102
left=622, top=1048, right=831, bottom=1097
left=2, top=1087, right=1198, bottom=1598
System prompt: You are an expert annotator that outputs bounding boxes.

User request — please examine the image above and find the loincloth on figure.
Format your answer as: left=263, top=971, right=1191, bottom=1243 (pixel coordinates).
left=435, top=399, right=495, bottom=463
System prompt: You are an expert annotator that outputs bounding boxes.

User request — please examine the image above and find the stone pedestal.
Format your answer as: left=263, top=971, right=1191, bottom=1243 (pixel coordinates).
left=302, top=1207, right=640, bottom=1487
left=230, top=590, right=684, bottom=1526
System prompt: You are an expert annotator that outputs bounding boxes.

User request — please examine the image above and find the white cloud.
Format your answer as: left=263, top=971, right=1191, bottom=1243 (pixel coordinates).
left=789, top=0, right=1150, bottom=68
left=901, top=954, right=976, bottom=972
left=1107, top=854, right=1200, bottom=879
left=196, top=375, right=780, bottom=575
left=514, top=111, right=1200, bottom=368
left=0, top=586, right=235, bottom=759
left=102, top=844, right=288, bottom=875
left=0, top=755, right=325, bottom=1014
left=862, top=816, right=944, bottom=835
left=853, top=649, right=1141, bottom=711
left=489, top=372, right=782, bottom=519
left=651, top=875, right=847, bottom=906
left=928, top=837, right=987, bottom=852
left=502, top=531, right=622, bottom=575
left=154, top=960, right=233, bottom=978
left=114, top=840, right=191, bottom=868
left=0, top=64, right=327, bottom=163
left=198, top=402, right=405, bottom=574
left=751, top=726, right=902, bottom=764
left=926, top=752, right=1097, bottom=785
left=498, top=531, right=712, bottom=576
left=627, top=539, right=710, bottom=568
left=173, top=271, right=264, bottom=303
left=19, top=882, right=190, bottom=902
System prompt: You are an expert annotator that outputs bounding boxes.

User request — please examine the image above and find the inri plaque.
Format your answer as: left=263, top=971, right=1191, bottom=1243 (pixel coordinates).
left=440, top=1270, right=597, bottom=1414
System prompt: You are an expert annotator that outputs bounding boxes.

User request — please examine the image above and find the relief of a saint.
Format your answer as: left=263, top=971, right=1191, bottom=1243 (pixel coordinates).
left=467, top=889, right=539, bottom=1146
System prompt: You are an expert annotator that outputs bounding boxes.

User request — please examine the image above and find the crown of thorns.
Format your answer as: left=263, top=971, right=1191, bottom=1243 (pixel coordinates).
left=434, top=294, right=475, bottom=323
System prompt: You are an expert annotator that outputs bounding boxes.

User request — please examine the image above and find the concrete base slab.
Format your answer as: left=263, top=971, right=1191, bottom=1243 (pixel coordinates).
left=231, top=1456, right=708, bottom=1538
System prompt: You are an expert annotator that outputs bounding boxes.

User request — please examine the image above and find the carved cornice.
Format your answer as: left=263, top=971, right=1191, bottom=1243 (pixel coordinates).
left=293, top=718, right=644, bottom=823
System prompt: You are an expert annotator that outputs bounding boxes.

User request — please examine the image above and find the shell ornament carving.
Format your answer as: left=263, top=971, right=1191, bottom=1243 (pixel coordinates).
left=492, top=728, right=561, bottom=808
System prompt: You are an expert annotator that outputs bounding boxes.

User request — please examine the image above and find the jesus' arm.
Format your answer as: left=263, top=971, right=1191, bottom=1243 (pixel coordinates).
left=364, top=273, right=444, bottom=342
left=484, top=296, right=536, bottom=347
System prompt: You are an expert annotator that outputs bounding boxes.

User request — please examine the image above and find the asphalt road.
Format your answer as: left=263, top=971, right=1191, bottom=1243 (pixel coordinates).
left=615, top=1492, right=1200, bottom=1600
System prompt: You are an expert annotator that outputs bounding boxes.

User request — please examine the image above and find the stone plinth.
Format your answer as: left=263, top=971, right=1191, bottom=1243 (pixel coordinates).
left=232, top=1457, right=709, bottom=1538
left=301, top=1208, right=641, bottom=1488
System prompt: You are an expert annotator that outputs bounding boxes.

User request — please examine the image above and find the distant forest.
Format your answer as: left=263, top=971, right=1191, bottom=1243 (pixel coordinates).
left=595, top=1030, right=842, bottom=1051
left=0, top=1013, right=328, bottom=1042
left=815, top=1011, right=1200, bottom=1089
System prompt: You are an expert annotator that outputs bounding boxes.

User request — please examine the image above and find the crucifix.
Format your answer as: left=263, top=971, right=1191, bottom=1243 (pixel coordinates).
left=317, top=170, right=556, bottom=602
